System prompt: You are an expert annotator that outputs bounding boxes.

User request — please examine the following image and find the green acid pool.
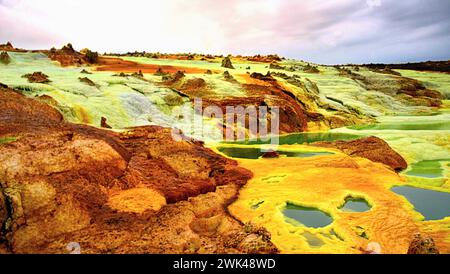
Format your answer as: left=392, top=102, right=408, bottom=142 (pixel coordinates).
left=392, top=186, right=450, bottom=220
left=405, top=159, right=448, bottom=178
left=283, top=203, right=333, bottom=228
left=217, top=147, right=334, bottom=159
left=339, top=197, right=371, bottom=212
left=230, top=132, right=362, bottom=145
left=348, top=120, right=450, bottom=131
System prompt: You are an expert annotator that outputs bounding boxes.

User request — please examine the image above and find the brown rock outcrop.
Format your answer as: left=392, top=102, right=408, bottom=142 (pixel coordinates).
left=179, top=78, right=212, bottom=97
left=407, top=233, right=440, bottom=254
left=100, top=117, right=112, bottom=129
left=221, top=56, right=234, bottom=69
left=313, top=136, right=407, bottom=171
left=250, top=72, right=276, bottom=82
left=47, top=44, right=87, bottom=66
left=79, top=77, right=96, bottom=86
left=165, top=70, right=185, bottom=85
left=0, top=51, right=11, bottom=64
left=303, top=64, right=320, bottom=73
left=21, top=72, right=51, bottom=84
left=269, top=62, right=284, bottom=70
left=223, top=71, right=238, bottom=83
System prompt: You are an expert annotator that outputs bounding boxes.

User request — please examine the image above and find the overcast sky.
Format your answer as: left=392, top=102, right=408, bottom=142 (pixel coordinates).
left=1, top=0, right=449, bottom=64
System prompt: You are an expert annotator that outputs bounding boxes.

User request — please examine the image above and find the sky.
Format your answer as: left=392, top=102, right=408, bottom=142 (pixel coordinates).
left=0, top=0, right=449, bottom=64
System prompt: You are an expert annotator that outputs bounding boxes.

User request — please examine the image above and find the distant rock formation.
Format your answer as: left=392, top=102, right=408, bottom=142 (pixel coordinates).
left=303, top=64, right=320, bottom=73
left=246, top=54, right=282, bottom=63
left=362, top=60, right=450, bottom=73
left=221, top=56, right=234, bottom=69
left=84, top=49, right=99, bottom=64
left=0, top=41, right=14, bottom=51
left=371, top=66, right=401, bottom=76
left=47, top=43, right=97, bottom=66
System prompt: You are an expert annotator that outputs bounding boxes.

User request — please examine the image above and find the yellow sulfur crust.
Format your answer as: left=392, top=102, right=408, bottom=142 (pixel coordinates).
left=212, top=144, right=450, bottom=254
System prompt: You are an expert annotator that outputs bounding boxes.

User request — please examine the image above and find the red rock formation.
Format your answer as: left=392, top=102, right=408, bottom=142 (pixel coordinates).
left=0, top=86, right=275, bottom=254
left=46, top=44, right=88, bottom=66
left=313, top=136, right=408, bottom=171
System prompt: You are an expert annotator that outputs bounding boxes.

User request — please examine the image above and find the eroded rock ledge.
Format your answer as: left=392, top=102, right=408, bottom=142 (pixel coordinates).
left=0, top=86, right=276, bottom=254
left=313, top=136, right=408, bottom=172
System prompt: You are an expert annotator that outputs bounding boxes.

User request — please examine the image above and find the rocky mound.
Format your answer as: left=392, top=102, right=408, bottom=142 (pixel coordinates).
left=313, top=136, right=407, bottom=171
left=179, top=78, right=212, bottom=97
left=250, top=72, right=276, bottom=82
left=223, top=71, right=238, bottom=83
left=165, top=70, right=185, bottom=85
left=221, top=56, right=234, bottom=69
left=269, top=62, right=284, bottom=70
left=303, top=64, right=320, bottom=73
left=0, top=86, right=276, bottom=254
left=21, top=72, right=51, bottom=83
left=407, top=233, right=440, bottom=254
left=154, top=67, right=168, bottom=76
left=0, top=51, right=11, bottom=64
left=78, top=77, right=96, bottom=86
